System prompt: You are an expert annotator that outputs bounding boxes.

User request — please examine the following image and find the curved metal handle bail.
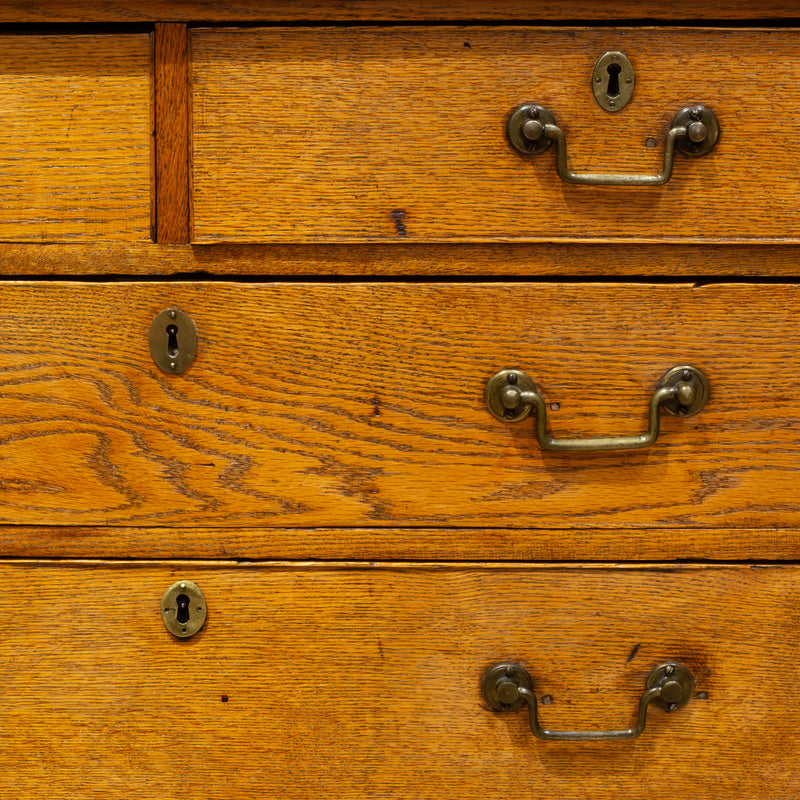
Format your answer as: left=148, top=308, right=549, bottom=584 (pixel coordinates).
left=482, top=661, right=695, bottom=742
left=484, top=365, right=709, bottom=452
left=507, top=104, right=719, bottom=186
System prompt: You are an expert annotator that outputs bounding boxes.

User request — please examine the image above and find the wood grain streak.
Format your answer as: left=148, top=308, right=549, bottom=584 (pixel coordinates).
left=0, top=561, right=797, bottom=798
left=155, top=24, right=190, bottom=244
left=0, top=282, right=798, bottom=532
left=192, top=27, right=800, bottom=243
left=0, top=1, right=798, bottom=21
left=1, top=241, right=800, bottom=276
left=0, top=36, right=152, bottom=243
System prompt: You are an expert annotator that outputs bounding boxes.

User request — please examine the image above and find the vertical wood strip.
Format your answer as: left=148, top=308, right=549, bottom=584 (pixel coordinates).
left=154, top=23, right=190, bottom=244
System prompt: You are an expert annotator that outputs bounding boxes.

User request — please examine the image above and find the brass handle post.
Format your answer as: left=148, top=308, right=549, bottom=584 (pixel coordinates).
left=507, top=104, right=719, bottom=186
left=484, top=365, right=709, bottom=452
left=482, top=661, right=695, bottom=742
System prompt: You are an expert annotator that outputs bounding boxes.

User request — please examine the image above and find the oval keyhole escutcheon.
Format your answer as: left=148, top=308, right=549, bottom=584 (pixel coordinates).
left=149, top=308, right=198, bottom=373
left=161, top=580, right=207, bottom=638
left=592, top=51, right=634, bottom=112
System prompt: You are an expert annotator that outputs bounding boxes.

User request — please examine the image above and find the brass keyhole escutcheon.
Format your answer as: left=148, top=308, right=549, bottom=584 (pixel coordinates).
left=161, top=580, right=207, bottom=638
left=149, top=308, right=198, bottom=373
left=592, top=51, right=635, bottom=112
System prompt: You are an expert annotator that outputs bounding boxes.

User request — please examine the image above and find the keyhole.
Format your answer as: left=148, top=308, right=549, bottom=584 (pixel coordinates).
left=606, top=63, right=622, bottom=99
left=166, top=324, right=179, bottom=358
left=176, top=593, right=191, bottom=624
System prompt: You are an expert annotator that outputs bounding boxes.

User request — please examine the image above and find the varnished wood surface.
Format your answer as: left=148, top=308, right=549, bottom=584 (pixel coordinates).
left=3, top=241, right=800, bottom=276
left=0, top=35, right=152, bottom=243
left=2, top=525, right=799, bottom=561
left=1, top=560, right=797, bottom=798
left=155, top=24, right=190, bottom=244
left=1, top=281, right=800, bottom=536
left=3, top=0, right=800, bottom=21
left=192, top=27, right=800, bottom=243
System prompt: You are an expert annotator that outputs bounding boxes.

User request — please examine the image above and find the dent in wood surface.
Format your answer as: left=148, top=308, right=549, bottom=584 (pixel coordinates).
left=0, top=35, right=152, bottom=242
left=0, top=562, right=796, bottom=798
left=0, top=282, right=799, bottom=533
left=192, top=27, right=800, bottom=243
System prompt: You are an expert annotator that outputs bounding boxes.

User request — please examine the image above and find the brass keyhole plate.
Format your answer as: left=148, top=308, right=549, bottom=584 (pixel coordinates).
left=161, top=580, right=207, bottom=638
left=592, top=51, right=635, bottom=112
left=149, top=308, right=198, bottom=374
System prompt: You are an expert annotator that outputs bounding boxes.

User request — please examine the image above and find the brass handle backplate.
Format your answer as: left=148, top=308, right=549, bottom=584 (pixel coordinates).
left=484, top=365, right=709, bottom=452
left=507, top=104, right=720, bottom=186
left=482, top=661, right=695, bottom=742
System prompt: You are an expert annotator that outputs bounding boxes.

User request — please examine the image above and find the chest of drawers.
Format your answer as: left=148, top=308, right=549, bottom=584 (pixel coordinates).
left=1, top=3, right=799, bottom=798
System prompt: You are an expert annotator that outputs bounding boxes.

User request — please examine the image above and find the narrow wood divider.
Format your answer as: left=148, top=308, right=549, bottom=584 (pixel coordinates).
left=154, top=23, right=190, bottom=244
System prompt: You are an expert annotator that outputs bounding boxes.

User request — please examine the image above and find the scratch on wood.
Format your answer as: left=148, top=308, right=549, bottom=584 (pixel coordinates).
left=626, top=643, right=641, bottom=663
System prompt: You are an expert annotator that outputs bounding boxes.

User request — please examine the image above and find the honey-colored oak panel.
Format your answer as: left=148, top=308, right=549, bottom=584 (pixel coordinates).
left=1, top=561, right=797, bottom=798
left=1, top=525, right=799, bottom=561
left=192, top=27, right=800, bottom=243
left=0, top=35, right=152, bottom=242
left=6, top=241, right=800, bottom=276
left=0, top=282, right=799, bottom=534
left=0, top=1, right=797, bottom=21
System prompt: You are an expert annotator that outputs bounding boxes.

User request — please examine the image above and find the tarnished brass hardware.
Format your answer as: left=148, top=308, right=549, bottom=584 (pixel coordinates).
left=592, top=51, right=634, bottom=112
left=484, top=365, right=709, bottom=451
left=149, top=308, right=198, bottom=373
left=482, top=661, right=694, bottom=742
left=507, top=103, right=720, bottom=185
left=161, top=580, right=207, bottom=638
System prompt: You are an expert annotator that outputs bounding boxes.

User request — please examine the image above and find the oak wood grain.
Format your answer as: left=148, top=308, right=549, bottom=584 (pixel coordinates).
left=0, top=35, right=152, bottom=243
left=1, top=560, right=796, bottom=798
left=1, top=525, right=799, bottom=561
left=2, top=1, right=799, bottom=21
left=4, top=241, right=800, bottom=276
left=155, top=24, right=190, bottom=244
left=192, top=27, right=800, bottom=244
left=0, top=281, right=799, bottom=535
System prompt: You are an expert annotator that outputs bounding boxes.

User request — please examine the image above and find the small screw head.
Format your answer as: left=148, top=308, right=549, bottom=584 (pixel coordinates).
left=668, top=702, right=678, bottom=712
left=170, top=362, right=176, bottom=370
left=506, top=372, right=518, bottom=385
left=665, top=664, right=675, bottom=676
left=168, top=309, right=177, bottom=319
left=626, top=77, right=633, bottom=85
left=609, top=100, right=616, bottom=108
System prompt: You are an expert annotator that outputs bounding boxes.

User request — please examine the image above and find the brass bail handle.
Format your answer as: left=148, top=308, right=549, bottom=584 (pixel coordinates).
left=507, top=104, right=720, bottom=186
left=484, top=365, right=710, bottom=452
left=482, top=661, right=695, bottom=742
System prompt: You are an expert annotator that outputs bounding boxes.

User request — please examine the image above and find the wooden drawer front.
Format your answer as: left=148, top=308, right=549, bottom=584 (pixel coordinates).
left=3, top=561, right=796, bottom=798
left=192, top=26, right=796, bottom=244
left=0, top=35, right=151, bottom=242
left=3, top=281, right=800, bottom=550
